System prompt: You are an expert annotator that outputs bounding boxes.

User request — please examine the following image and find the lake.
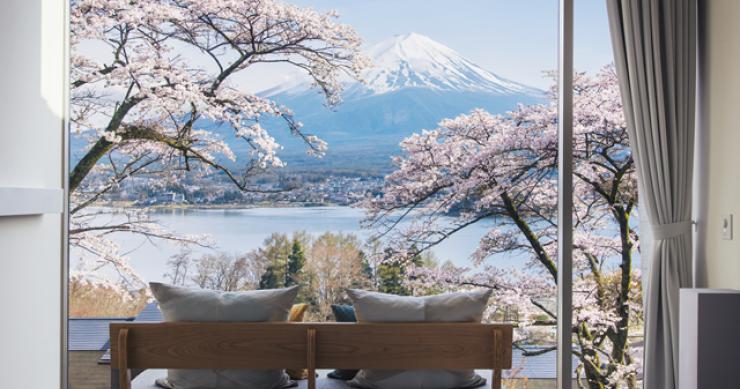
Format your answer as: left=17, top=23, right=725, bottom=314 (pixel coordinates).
left=71, top=206, right=529, bottom=284
left=72, top=206, right=644, bottom=285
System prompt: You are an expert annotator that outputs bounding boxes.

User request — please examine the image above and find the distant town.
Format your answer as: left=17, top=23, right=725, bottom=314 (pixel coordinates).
left=95, top=172, right=385, bottom=208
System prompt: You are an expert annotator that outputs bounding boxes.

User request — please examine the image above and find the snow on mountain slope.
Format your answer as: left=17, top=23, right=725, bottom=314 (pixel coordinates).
left=263, top=32, right=541, bottom=99
left=246, top=33, right=545, bottom=171
left=358, top=33, right=536, bottom=95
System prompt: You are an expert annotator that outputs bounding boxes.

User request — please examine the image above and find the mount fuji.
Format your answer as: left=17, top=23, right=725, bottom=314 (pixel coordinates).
left=69, top=33, right=544, bottom=178
left=257, top=33, right=544, bottom=172
left=265, top=33, right=540, bottom=98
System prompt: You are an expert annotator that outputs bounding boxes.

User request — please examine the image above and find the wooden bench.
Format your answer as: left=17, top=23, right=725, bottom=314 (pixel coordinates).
left=110, top=322, right=514, bottom=389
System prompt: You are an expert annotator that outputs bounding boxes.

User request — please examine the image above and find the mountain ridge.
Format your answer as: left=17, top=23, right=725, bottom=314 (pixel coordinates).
left=72, top=33, right=545, bottom=174
left=257, top=33, right=544, bottom=171
left=263, top=33, right=543, bottom=99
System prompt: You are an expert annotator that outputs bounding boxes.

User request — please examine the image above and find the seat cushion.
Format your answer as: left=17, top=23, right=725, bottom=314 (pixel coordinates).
left=328, top=305, right=360, bottom=381
left=134, top=370, right=352, bottom=389
left=346, top=289, right=492, bottom=389
left=149, top=283, right=299, bottom=389
left=132, top=369, right=495, bottom=389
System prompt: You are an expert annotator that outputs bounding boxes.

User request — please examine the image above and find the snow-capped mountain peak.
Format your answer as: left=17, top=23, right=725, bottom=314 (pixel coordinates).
left=264, top=32, right=540, bottom=99
left=361, top=32, right=531, bottom=95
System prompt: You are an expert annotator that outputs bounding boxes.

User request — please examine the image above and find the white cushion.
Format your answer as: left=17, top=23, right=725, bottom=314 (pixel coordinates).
left=132, top=369, right=497, bottom=389
left=346, top=289, right=492, bottom=389
left=149, top=282, right=299, bottom=389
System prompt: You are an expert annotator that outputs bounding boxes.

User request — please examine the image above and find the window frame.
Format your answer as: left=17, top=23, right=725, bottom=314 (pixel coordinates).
left=557, top=1, right=574, bottom=388
left=60, top=1, right=577, bottom=387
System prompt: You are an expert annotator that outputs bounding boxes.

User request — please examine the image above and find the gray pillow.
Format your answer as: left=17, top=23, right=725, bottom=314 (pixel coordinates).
left=346, top=289, right=492, bottom=389
left=149, top=282, right=300, bottom=389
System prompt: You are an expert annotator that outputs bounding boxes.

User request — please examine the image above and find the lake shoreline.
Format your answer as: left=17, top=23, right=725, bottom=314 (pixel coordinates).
left=72, top=205, right=509, bottom=284
left=93, top=200, right=353, bottom=211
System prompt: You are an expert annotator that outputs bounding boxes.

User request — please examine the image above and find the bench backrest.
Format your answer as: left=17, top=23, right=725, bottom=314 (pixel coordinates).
left=110, top=322, right=513, bottom=389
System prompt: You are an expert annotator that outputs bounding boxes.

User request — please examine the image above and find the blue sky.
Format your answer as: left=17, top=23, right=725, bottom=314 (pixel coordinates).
left=245, top=0, right=614, bottom=91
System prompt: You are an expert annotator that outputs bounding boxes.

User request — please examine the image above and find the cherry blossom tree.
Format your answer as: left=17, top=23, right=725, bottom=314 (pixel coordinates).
left=70, top=0, right=368, bottom=287
left=363, top=66, right=642, bottom=388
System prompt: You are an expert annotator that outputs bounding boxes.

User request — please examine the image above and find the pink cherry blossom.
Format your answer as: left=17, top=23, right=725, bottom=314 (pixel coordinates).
left=362, top=66, right=642, bottom=387
left=70, top=0, right=368, bottom=288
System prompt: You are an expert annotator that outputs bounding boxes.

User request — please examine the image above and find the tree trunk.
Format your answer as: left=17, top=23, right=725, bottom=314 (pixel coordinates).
left=609, top=206, right=633, bottom=365
left=69, top=97, right=142, bottom=192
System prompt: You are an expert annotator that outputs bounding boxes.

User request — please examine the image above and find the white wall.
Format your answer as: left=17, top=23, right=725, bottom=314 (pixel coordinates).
left=696, top=0, right=740, bottom=289
left=0, top=0, right=66, bottom=388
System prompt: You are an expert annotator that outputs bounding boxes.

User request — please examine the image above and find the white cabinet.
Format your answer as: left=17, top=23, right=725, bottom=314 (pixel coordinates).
left=679, top=288, right=740, bottom=389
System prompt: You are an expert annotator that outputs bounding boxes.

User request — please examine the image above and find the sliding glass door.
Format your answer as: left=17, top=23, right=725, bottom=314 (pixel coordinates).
left=566, top=1, right=643, bottom=388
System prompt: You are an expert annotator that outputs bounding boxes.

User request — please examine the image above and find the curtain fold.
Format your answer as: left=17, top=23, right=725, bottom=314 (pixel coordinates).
left=605, top=1, right=696, bottom=388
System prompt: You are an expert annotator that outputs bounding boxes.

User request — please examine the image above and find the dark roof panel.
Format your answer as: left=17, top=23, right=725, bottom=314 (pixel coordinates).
left=68, top=317, right=132, bottom=351
left=135, top=302, right=163, bottom=322
left=506, top=347, right=579, bottom=379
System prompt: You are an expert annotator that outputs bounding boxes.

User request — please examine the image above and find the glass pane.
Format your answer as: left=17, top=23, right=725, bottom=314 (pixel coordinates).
left=68, top=0, right=559, bottom=386
left=571, top=1, right=643, bottom=387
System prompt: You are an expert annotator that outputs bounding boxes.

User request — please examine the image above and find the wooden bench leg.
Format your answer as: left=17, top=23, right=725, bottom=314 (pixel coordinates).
left=492, top=369, right=502, bottom=389
left=492, top=328, right=503, bottom=389
left=307, top=328, right=317, bottom=389
left=118, top=328, right=131, bottom=389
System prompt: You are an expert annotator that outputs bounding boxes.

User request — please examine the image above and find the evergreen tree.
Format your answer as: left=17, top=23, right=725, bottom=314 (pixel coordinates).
left=377, top=261, right=407, bottom=295
left=359, top=250, right=374, bottom=283
left=259, top=265, right=280, bottom=290
left=377, top=247, right=425, bottom=296
left=253, top=233, right=291, bottom=288
left=286, top=239, right=306, bottom=287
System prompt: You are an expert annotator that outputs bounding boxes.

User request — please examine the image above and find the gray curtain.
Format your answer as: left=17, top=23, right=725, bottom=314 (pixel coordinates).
left=605, top=1, right=696, bottom=389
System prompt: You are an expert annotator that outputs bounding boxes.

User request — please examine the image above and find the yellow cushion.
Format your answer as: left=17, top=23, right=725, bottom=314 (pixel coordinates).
left=289, top=303, right=309, bottom=322
left=287, top=303, right=311, bottom=380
